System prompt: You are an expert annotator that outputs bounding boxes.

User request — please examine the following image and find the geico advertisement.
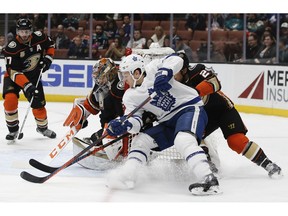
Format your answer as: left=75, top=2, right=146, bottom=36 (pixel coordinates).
left=0, top=59, right=97, bottom=96
left=0, top=59, right=287, bottom=113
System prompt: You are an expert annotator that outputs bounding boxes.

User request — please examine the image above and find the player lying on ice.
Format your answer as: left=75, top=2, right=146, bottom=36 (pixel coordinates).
left=105, top=54, right=221, bottom=196
left=174, top=52, right=282, bottom=179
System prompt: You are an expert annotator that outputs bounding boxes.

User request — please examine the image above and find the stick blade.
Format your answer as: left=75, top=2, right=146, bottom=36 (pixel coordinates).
left=20, top=171, right=47, bottom=184
left=18, top=133, right=24, bottom=140
left=29, top=159, right=58, bottom=173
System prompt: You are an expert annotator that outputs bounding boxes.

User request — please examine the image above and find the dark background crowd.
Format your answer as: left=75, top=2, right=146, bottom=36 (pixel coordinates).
left=1, top=13, right=288, bottom=64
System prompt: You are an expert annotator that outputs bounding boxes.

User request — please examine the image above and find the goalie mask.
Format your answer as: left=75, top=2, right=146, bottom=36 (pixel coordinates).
left=16, top=18, right=33, bottom=43
left=92, top=58, right=117, bottom=86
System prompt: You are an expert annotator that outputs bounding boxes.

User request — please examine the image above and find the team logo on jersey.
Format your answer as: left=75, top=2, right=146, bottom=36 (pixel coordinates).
left=8, top=41, right=16, bottom=48
left=117, top=80, right=125, bottom=90
left=149, top=89, right=176, bottom=112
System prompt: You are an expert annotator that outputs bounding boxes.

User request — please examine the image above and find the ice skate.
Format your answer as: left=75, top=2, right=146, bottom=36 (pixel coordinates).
left=106, top=159, right=140, bottom=190
left=6, top=131, right=19, bottom=144
left=189, top=174, right=222, bottom=196
left=36, top=127, right=56, bottom=139
left=265, top=162, right=283, bottom=179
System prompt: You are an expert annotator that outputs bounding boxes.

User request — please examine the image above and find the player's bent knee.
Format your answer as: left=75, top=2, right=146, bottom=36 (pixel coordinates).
left=174, top=131, right=198, bottom=157
left=227, top=133, right=249, bottom=154
left=128, top=132, right=157, bottom=163
left=4, top=93, right=18, bottom=111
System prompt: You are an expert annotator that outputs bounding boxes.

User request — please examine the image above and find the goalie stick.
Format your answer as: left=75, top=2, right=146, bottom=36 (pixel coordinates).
left=20, top=92, right=156, bottom=184
left=29, top=133, right=130, bottom=173
left=42, top=126, right=78, bottom=164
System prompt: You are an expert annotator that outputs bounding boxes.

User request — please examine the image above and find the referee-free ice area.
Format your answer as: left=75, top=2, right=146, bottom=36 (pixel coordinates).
left=0, top=101, right=287, bottom=214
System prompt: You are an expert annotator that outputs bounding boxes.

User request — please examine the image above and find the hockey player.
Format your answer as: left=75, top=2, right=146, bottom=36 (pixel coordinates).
left=105, top=54, right=221, bottom=195
left=63, top=58, right=127, bottom=162
left=174, top=52, right=282, bottom=178
left=2, top=18, right=56, bottom=143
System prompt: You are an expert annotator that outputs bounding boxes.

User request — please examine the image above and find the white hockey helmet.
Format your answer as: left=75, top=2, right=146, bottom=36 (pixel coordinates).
left=119, top=54, right=145, bottom=88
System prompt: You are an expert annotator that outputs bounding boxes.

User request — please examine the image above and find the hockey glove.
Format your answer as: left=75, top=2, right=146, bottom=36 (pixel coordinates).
left=41, top=55, right=53, bottom=72
left=63, top=103, right=90, bottom=131
left=23, top=82, right=40, bottom=102
left=106, top=116, right=132, bottom=136
left=153, top=69, right=173, bottom=93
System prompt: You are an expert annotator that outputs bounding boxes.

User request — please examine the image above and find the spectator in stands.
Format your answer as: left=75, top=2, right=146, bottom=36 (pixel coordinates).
left=185, top=14, right=207, bottom=33
left=104, top=18, right=118, bottom=40
left=52, top=24, right=70, bottom=49
left=224, top=14, right=244, bottom=31
left=246, top=32, right=261, bottom=60
left=126, top=29, right=146, bottom=49
left=209, top=14, right=225, bottom=31
left=196, top=41, right=209, bottom=61
left=67, top=36, right=88, bottom=59
left=279, top=37, right=288, bottom=63
left=150, top=26, right=166, bottom=47
left=174, top=36, right=194, bottom=62
left=115, top=27, right=129, bottom=47
left=254, top=34, right=276, bottom=64
left=164, top=26, right=179, bottom=50
left=62, top=14, right=79, bottom=31
left=0, top=35, right=5, bottom=56
left=104, top=37, right=125, bottom=61
left=92, top=24, right=109, bottom=50
left=73, top=26, right=89, bottom=46
left=121, top=15, right=133, bottom=38
left=280, top=22, right=288, bottom=43
left=43, top=27, right=49, bottom=36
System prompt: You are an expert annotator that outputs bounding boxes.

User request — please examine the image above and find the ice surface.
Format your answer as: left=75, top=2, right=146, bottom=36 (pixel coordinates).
left=0, top=101, right=287, bottom=215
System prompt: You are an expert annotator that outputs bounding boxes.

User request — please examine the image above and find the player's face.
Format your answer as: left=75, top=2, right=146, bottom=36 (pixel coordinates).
left=17, top=29, right=32, bottom=42
left=93, top=64, right=108, bottom=85
left=121, top=71, right=134, bottom=87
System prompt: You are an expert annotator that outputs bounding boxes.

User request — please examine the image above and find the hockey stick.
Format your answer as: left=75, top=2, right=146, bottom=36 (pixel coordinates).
left=29, top=133, right=130, bottom=173
left=20, top=92, right=156, bottom=183
left=18, top=68, right=44, bottom=140
left=42, top=126, right=78, bottom=164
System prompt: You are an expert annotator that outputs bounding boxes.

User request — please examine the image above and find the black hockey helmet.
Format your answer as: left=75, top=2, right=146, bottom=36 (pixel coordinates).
left=16, top=18, right=33, bottom=31
left=177, top=52, right=189, bottom=70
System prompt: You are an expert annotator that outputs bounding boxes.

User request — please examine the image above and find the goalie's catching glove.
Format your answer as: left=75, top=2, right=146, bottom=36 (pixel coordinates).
left=153, top=69, right=173, bottom=93
left=63, top=103, right=89, bottom=131
left=106, top=116, right=132, bottom=136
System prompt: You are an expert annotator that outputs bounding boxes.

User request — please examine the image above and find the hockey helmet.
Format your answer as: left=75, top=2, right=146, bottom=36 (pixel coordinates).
left=16, top=18, right=33, bottom=41
left=92, top=58, right=117, bottom=86
left=119, top=54, right=145, bottom=75
left=118, top=54, right=145, bottom=88
left=177, top=52, right=189, bottom=70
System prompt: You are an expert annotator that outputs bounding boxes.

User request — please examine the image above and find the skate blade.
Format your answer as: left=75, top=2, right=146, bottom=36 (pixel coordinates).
left=7, top=140, right=16, bottom=145
left=269, top=171, right=284, bottom=179
left=190, top=186, right=223, bottom=196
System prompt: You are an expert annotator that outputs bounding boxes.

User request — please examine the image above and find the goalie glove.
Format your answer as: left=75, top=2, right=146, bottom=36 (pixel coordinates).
left=63, top=98, right=90, bottom=131
left=153, top=68, right=173, bottom=93
left=106, top=116, right=132, bottom=137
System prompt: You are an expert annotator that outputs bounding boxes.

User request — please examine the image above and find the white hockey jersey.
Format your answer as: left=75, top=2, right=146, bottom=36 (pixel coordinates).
left=123, top=54, right=203, bottom=134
